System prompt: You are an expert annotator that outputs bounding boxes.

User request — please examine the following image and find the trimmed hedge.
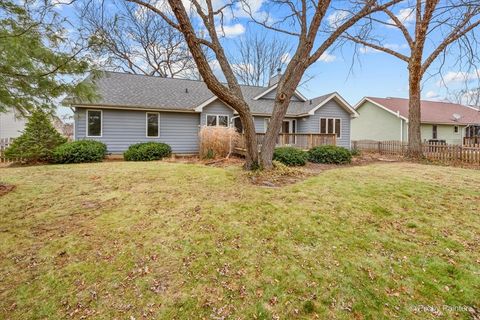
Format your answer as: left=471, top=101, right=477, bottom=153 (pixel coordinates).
left=308, top=145, right=352, bottom=164
left=124, top=142, right=171, bottom=161
left=53, top=140, right=107, bottom=163
left=273, top=147, right=308, bottom=166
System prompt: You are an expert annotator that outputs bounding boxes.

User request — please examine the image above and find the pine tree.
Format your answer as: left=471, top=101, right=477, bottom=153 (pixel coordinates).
left=5, top=110, right=67, bottom=163
left=0, top=0, right=97, bottom=115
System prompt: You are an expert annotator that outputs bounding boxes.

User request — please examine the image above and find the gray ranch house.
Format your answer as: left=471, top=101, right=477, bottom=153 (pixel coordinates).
left=68, top=71, right=358, bottom=154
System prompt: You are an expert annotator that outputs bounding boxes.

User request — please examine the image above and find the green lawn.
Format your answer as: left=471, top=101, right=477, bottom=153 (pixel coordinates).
left=1, top=162, right=479, bottom=319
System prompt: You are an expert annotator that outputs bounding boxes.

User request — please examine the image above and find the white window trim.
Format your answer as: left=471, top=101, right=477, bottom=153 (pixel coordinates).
left=432, top=124, right=438, bottom=139
left=206, top=114, right=229, bottom=127
left=86, top=109, right=103, bottom=137
left=264, top=118, right=269, bottom=133
left=146, top=112, right=160, bottom=138
left=453, top=125, right=460, bottom=135
left=319, top=117, right=341, bottom=139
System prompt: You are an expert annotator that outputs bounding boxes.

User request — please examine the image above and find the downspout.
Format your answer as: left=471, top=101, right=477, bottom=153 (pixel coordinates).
left=397, top=111, right=403, bottom=142
left=70, top=107, right=76, bottom=141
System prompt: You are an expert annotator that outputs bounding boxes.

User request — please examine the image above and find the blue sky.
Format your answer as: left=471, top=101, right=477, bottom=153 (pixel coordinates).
left=53, top=0, right=480, bottom=117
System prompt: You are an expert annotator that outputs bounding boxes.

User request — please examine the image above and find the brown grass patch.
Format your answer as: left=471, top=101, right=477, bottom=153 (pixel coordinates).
left=0, top=183, right=15, bottom=196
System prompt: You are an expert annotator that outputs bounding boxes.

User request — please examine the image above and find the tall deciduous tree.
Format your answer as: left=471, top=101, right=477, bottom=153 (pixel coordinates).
left=347, top=0, right=480, bottom=157
left=231, top=32, right=291, bottom=87
left=79, top=1, right=199, bottom=78
left=0, top=0, right=96, bottom=115
left=126, top=0, right=401, bottom=169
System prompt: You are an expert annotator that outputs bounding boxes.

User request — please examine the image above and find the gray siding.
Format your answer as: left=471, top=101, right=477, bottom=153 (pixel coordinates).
left=297, top=100, right=352, bottom=148
left=200, top=101, right=234, bottom=126
left=254, top=116, right=268, bottom=132
left=75, top=108, right=200, bottom=154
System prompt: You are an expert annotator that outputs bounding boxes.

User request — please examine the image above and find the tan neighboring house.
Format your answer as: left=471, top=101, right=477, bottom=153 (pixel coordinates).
left=0, top=108, right=27, bottom=139
left=352, top=97, right=480, bottom=145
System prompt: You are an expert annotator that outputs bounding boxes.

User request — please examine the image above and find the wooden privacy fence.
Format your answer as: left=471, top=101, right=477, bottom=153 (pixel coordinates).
left=237, top=133, right=337, bottom=151
left=352, top=140, right=480, bottom=165
left=0, top=137, right=16, bottom=163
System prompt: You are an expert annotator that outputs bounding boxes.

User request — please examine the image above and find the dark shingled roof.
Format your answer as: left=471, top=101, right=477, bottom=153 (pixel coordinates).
left=69, top=71, right=335, bottom=116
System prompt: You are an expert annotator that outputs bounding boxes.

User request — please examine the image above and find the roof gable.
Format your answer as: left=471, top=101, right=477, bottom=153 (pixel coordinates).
left=253, top=83, right=307, bottom=102
left=308, top=93, right=359, bottom=117
left=354, top=97, right=408, bottom=121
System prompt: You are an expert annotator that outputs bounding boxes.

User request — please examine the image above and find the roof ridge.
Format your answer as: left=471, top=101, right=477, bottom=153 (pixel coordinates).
left=370, top=96, right=473, bottom=108
left=99, top=70, right=270, bottom=89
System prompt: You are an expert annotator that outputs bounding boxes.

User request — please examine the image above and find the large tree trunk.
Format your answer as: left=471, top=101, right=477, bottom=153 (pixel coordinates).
left=260, top=61, right=306, bottom=169
left=260, top=81, right=300, bottom=169
left=407, top=64, right=423, bottom=158
left=259, top=99, right=290, bottom=169
left=238, top=111, right=259, bottom=169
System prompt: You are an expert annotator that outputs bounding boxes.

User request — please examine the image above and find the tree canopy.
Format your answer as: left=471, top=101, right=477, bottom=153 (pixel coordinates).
left=0, top=0, right=96, bottom=115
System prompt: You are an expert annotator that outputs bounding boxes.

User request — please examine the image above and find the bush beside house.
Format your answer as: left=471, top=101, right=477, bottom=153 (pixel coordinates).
left=308, top=145, right=352, bottom=164
left=124, top=142, right=172, bottom=161
left=53, top=140, right=107, bottom=163
left=273, top=147, right=308, bottom=166
left=4, top=110, right=67, bottom=163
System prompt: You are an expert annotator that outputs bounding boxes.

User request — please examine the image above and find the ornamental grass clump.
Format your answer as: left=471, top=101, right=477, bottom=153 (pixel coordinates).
left=199, top=126, right=240, bottom=159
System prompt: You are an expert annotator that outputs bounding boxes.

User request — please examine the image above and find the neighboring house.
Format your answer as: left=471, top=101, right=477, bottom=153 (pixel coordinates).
left=0, top=108, right=71, bottom=140
left=67, top=71, right=358, bottom=154
left=352, top=97, right=480, bottom=145
left=0, top=108, right=27, bottom=139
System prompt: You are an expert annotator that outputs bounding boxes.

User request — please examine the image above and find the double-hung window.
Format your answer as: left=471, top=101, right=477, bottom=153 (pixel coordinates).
left=206, top=114, right=229, bottom=127
left=319, top=117, right=341, bottom=138
left=146, top=112, right=160, bottom=137
left=87, top=110, right=102, bottom=137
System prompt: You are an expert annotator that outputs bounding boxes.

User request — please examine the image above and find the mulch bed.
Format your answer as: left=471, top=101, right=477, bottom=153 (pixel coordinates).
left=249, top=154, right=403, bottom=187
left=0, top=183, right=15, bottom=197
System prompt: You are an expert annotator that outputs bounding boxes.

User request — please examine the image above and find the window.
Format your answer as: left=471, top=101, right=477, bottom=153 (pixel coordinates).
left=146, top=112, right=159, bottom=137
left=206, top=114, right=229, bottom=127
left=432, top=125, right=438, bottom=139
left=87, top=110, right=102, bottom=137
left=218, top=115, right=229, bottom=127
left=454, top=125, right=459, bottom=134
left=319, top=117, right=341, bottom=138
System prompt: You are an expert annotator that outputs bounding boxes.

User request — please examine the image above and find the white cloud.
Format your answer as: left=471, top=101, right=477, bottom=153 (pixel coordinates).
left=216, top=23, right=245, bottom=38
left=359, top=43, right=408, bottom=54
left=359, top=46, right=379, bottom=54
left=327, top=10, right=349, bottom=28
left=319, top=51, right=336, bottom=63
left=438, top=70, right=480, bottom=86
left=425, top=90, right=440, bottom=99
left=234, top=0, right=266, bottom=19
left=280, top=52, right=291, bottom=64
left=387, top=8, right=415, bottom=27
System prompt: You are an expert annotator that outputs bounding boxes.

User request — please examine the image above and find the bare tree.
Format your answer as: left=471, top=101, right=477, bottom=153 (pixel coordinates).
left=449, top=87, right=480, bottom=108
left=231, top=32, right=291, bottom=87
left=125, top=0, right=401, bottom=169
left=347, top=0, right=480, bottom=157
left=78, top=1, right=198, bottom=78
